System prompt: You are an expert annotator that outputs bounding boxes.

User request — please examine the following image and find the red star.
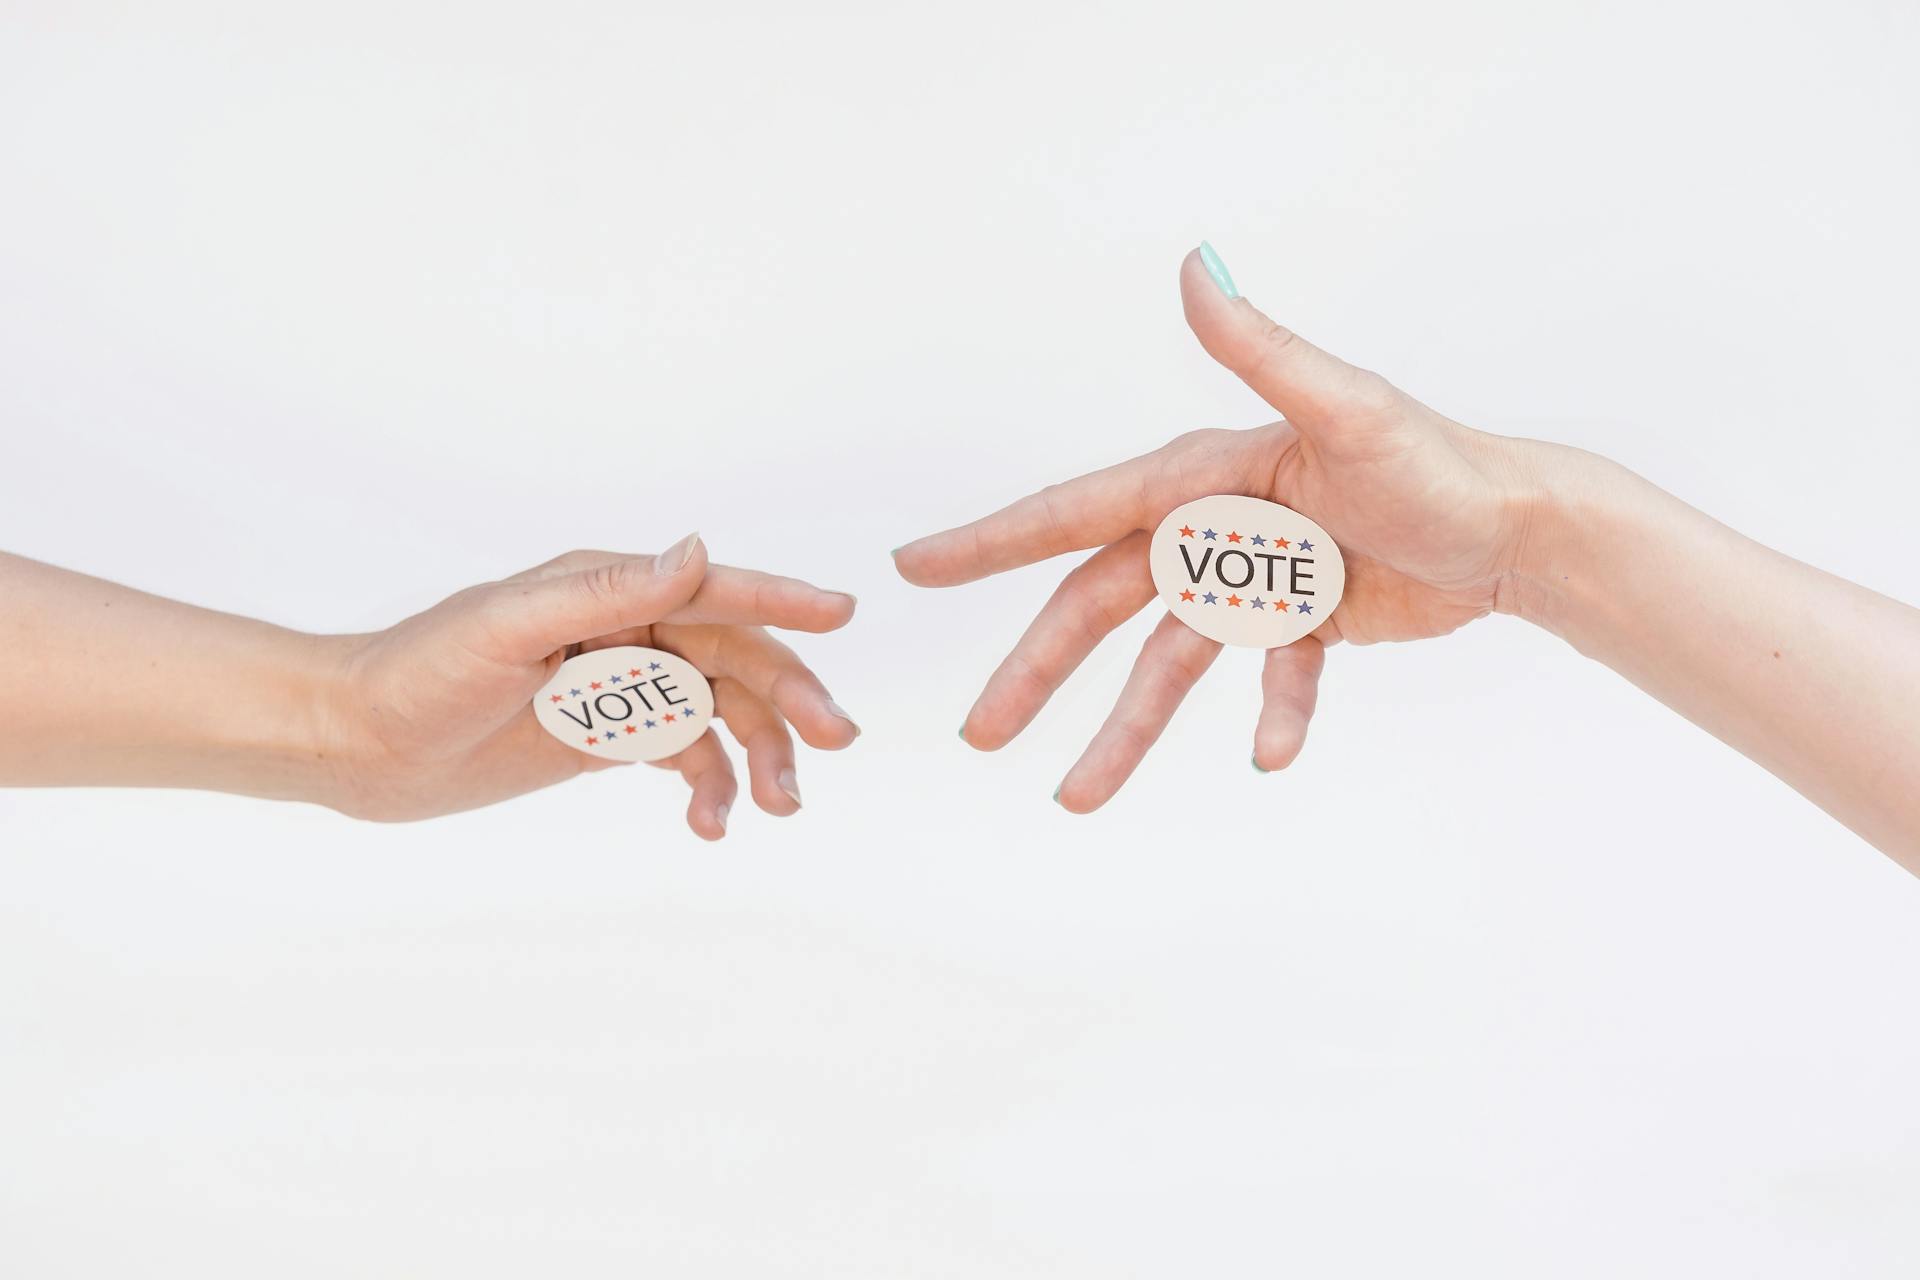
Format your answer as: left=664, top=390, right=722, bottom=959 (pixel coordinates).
left=628, top=668, right=643, bottom=677
left=664, top=714, right=676, bottom=723
left=1226, top=594, right=1243, bottom=607
left=1226, top=530, right=1243, bottom=543
left=583, top=736, right=599, bottom=747
left=624, top=724, right=638, bottom=734
left=589, top=681, right=603, bottom=690
left=1178, top=525, right=1195, bottom=538
left=1179, top=589, right=1196, bottom=602
left=549, top=694, right=563, bottom=703
left=1273, top=537, right=1290, bottom=549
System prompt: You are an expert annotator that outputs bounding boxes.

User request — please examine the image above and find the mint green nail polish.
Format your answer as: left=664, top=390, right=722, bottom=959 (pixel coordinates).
left=1199, top=241, right=1239, bottom=300
left=1051, top=786, right=1063, bottom=805
left=957, top=726, right=968, bottom=741
left=1251, top=751, right=1270, bottom=774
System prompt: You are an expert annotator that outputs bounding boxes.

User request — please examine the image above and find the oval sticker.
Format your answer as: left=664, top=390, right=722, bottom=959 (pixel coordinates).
left=532, top=645, right=714, bottom=763
left=1148, top=495, right=1344, bottom=648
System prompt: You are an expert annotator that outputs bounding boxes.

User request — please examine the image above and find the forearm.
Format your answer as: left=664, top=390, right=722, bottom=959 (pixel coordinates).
left=1500, top=446, right=1920, bottom=870
left=0, top=554, right=351, bottom=806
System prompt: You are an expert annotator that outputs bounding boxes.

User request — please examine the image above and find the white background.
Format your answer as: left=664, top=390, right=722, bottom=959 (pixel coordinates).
left=4, top=1, right=1919, bottom=1274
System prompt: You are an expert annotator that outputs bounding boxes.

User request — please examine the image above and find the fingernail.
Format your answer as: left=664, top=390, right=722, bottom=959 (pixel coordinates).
left=714, top=802, right=729, bottom=832
left=777, top=768, right=802, bottom=808
left=957, top=725, right=969, bottom=743
left=1051, top=785, right=1063, bottom=806
left=657, top=531, right=701, bottom=574
left=825, top=700, right=860, bottom=735
left=1251, top=751, right=1270, bottom=774
left=1198, top=241, right=1239, bottom=300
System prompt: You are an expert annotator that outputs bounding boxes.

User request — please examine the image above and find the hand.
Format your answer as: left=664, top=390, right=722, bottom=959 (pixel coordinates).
left=892, top=245, right=1546, bottom=812
left=325, top=533, right=860, bottom=836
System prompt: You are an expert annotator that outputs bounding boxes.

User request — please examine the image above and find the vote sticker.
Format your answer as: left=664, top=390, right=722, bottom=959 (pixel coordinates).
left=1149, top=495, right=1344, bottom=648
left=532, top=645, right=714, bottom=763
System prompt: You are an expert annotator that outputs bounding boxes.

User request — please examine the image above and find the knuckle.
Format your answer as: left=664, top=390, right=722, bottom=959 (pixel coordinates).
left=518, top=548, right=606, bottom=582
left=1144, top=663, right=1186, bottom=700
left=1148, top=639, right=1212, bottom=689
left=1051, top=578, right=1123, bottom=649
left=445, top=583, right=495, bottom=613
left=471, top=586, right=531, bottom=640
left=1166, top=427, right=1228, bottom=454
left=752, top=578, right=780, bottom=620
left=578, top=561, right=640, bottom=613
left=1345, top=367, right=1401, bottom=419
left=747, top=725, right=788, bottom=753
left=1245, top=316, right=1300, bottom=375
left=1255, top=313, right=1299, bottom=352
left=1161, top=430, right=1240, bottom=494
left=1084, top=588, right=1134, bottom=639
left=1108, top=717, right=1154, bottom=758
left=767, top=667, right=810, bottom=710
left=1033, top=485, right=1073, bottom=540
left=1251, top=314, right=1297, bottom=360
left=999, top=651, right=1058, bottom=701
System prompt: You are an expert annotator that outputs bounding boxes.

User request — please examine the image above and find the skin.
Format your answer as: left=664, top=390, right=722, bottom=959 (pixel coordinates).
left=894, top=248, right=1920, bottom=876
left=0, top=534, right=859, bottom=840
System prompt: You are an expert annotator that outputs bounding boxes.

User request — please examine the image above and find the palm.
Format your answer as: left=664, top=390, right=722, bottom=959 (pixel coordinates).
left=1260, top=420, right=1517, bottom=645
left=341, top=610, right=598, bottom=819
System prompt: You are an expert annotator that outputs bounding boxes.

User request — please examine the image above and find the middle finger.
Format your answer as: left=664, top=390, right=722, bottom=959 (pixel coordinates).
left=962, top=531, right=1156, bottom=750
left=1056, top=612, right=1222, bottom=813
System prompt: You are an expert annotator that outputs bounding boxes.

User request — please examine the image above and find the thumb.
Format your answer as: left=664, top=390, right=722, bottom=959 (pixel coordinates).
left=1181, top=243, right=1403, bottom=445
left=480, top=531, right=708, bottom=660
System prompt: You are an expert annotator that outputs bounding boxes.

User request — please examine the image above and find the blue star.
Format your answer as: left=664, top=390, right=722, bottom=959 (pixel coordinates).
left=644, top=719, right=657, bottom=729
left=609, top=675, right=623, bottom=684
left=648, top=662, right=662, bottom=671
left=1201, top=528, right=1218, bottom=540
left=1250, top=597, right=1266, bottom=609
left=603, top=731, right=616, bottom=740
left=1297, top=538, right=1314, bottom=552
left=1296, top=600, right=1313, bottom=615
left=568, top=688, right=582, bottom=697
left=1250, top=534, right=1266, bottom=546
left=681, top=707, right=696, bottom=717
left=1201, top=591, right=1218, bottom=605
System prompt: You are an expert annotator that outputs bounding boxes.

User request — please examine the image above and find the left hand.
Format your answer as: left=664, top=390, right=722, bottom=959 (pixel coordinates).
left=325, top=533, right=860, bottom=836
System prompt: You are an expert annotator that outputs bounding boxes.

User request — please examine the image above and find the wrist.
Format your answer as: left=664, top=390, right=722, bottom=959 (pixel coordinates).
left=296, top=632, right=371, bottom=813
left=1486, top=436, right=1639, bottom=639
left=199, top=626, right=368, bottom=812
left=128, top=620, right=365, bottom=810
left=305, top=633, right=400, bottom=819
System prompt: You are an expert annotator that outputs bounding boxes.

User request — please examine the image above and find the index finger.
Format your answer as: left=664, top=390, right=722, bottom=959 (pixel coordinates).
left=505, top=550, right=857, bottom=634
left=672, top=565, right=857, bottom=633
left=890, top=448, right=1166, bottom=588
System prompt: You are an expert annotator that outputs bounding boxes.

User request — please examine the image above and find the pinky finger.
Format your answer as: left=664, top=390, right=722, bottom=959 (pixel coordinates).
left=1254, top=636, right=1326, bottom=772
left=667, top=730, right=738, bottom=841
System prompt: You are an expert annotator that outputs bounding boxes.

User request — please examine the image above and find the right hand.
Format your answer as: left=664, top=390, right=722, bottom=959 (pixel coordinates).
left=892, top=245, right=1552, bottom=811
